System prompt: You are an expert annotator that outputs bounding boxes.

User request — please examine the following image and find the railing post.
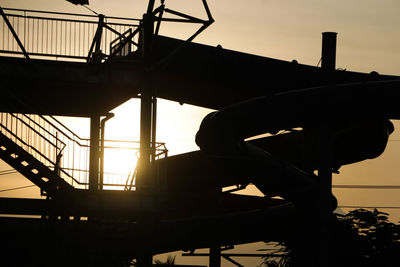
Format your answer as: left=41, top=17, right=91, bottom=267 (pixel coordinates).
left=89, top=115, right=100, bottom=190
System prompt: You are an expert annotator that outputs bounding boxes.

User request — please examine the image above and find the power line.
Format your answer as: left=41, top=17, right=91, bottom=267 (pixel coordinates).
left=333, top=185, right=400, bottom=189
left=338, top=205, right=400, bottom=209
left=0, top=170, right=18, bottom=176
left=0, top=184, right=36, bottom=193
left=0, top=169, right=16, bottom=173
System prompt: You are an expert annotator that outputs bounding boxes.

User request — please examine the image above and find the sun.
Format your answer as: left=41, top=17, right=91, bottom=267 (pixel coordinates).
left=102, top=146, right=138, bottom=189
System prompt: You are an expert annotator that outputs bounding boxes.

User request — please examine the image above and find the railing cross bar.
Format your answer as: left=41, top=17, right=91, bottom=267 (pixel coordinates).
left=0, top=6, right=29, bottom=59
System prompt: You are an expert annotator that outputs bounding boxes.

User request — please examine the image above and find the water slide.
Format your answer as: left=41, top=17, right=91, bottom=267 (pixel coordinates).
left=145, top=36, right=400, bottom=224
left=158, top=80, right=397, bottom=212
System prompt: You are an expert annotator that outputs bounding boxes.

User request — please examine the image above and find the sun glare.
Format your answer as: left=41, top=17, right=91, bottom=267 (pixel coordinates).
left=52, top=98, right=213, bottom=190
left=102, top=146, right=138, bottom=189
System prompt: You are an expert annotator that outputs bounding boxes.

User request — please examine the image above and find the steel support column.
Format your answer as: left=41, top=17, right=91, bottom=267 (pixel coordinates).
left=89, top=115, right=100, bottom=190
left=210, top=246, right=221, bottom=267
left=136, top=8, right=155, bottom=267
left=137, top=11, right=155, bottom=192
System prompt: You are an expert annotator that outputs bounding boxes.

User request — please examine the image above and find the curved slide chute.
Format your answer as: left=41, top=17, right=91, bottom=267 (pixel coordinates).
left=194, top=80, right=397, bottom=206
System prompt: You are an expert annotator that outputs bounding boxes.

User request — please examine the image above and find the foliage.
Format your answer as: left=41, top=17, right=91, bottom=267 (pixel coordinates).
left=129, top=254, right=176, bottom=266
left=258, top=242, right=291, bottom=267
left=154, top=255, right=176, bottom=265
left=339, top=209, right=400, bottom=267
left=261, top=209, right=400, bottom=267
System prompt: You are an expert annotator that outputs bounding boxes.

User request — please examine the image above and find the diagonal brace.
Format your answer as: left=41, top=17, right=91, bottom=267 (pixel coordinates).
left=0, top=6, right=29, bottom=59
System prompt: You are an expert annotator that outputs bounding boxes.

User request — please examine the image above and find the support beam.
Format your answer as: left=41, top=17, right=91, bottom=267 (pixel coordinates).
left=316, top=123, right=333, bottom=266
left=94, top=14, right=104, bottom=53
left=137, top=12, right=155, bottom=192
left=209, top=246, right=221, bottom=267
left=87, top=14, right=104, bottom=61
left=146, top=0, right=156, bottom=14
left=135, top=12, right=156, bottom=267
left=89, top=115, right=100, bottom=190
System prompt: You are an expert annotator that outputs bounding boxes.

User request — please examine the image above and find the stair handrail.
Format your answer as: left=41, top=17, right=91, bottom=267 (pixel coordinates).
left=15, top=113, right=67, bottom=150
left=0, top=118, right=59, bottom=168
left=0, top=112, right=85, bottom=185
left=41, top=115, right=89, bottom=147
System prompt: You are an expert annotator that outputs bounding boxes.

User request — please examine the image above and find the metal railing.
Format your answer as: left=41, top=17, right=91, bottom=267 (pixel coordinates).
left=0, top=112, right=168, bottom=189
left=124, top=141, right=169, bottom=191
left=0, top=7, right=140, bottom=61
left=0, top=113, right=78, bottom=185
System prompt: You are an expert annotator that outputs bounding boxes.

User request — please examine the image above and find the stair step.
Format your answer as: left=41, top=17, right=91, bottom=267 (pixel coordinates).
left=0, top=131, right=73, bottom=196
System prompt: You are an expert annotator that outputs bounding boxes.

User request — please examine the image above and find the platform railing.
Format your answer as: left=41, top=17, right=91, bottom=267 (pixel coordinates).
left=0, top=7, right=140, bottom=61
left=0, top=112, right=168, bottom=189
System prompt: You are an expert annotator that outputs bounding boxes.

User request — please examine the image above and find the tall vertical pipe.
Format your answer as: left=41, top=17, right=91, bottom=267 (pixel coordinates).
left=321, top=32, right=337, bottom=71
left=99, top=113, right=114, bottom=190
left=89, top=115, right=100, bottom=190
left=319, top=31, right=337, bottom=202
left=316, top=31, right=337, bottom=266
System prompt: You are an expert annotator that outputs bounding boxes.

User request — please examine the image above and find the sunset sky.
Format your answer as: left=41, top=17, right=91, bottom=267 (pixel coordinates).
left=1, top=0, right=400, bottom=266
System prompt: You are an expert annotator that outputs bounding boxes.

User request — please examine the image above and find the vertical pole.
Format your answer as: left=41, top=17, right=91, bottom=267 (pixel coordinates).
left=99, top=113, right=114, bottom=190
left=135, top=8, right=155, bottom=267
left=210, top=246, right=221, bottom=267
left=89, top=115, right=100, bottom=191
left=137, top=12, right=154, bottom=192
left=321, top=32, right=337, bottom=71
left=151, top=97, right=157, bottom=162
left=316, top=31, right=337, bottom=266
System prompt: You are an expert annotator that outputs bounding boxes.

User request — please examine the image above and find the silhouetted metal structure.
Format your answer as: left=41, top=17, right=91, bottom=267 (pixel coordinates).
left=0, top=2, right=398, bottom=267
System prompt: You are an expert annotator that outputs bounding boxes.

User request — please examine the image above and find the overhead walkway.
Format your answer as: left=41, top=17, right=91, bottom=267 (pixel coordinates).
left=1, top=8, right=398, bottom=116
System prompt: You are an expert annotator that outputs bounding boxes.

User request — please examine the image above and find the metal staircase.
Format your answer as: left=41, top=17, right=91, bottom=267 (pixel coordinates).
left=0, top=111, right=169, bottom=196
left=0, top=130, right=72, bottom=196
left=0, top=112, right=89, bottom=196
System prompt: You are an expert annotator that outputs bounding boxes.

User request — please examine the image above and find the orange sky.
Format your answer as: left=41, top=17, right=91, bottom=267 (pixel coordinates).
left=1, top=1, right=400, bottom=266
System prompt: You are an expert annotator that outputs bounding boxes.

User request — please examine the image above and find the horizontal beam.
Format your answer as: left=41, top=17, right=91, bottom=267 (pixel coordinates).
left=0, top=198, right=49, bottom=215
left=182, top=253, right=287, bottom=257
